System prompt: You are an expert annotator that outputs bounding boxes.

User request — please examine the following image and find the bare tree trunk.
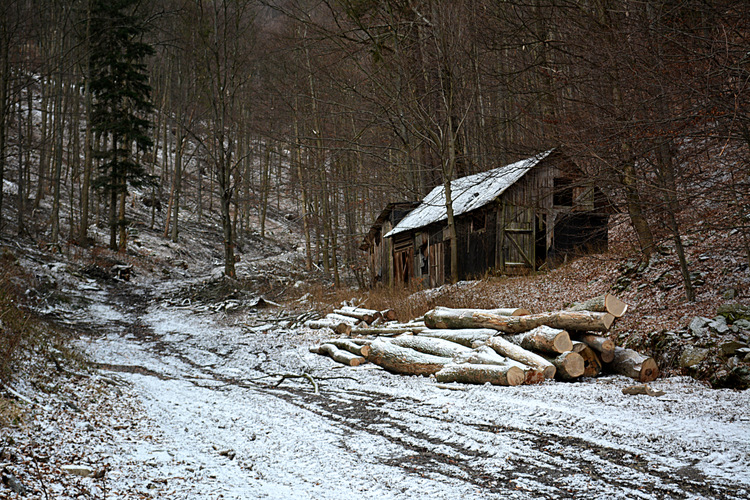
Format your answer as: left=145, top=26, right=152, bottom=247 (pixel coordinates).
left=171, top=129, right=184, bottom=242
left=657, top=140, right=694, bottom=301
left=294, top=105, right=312, bottom=270
left=50, top=65, right=64, bottom=248
left=79, top=37, right=93, bottom=244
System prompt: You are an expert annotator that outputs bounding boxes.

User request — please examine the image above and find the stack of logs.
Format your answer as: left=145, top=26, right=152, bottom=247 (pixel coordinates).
left=306, top=294, right=659, bottom=386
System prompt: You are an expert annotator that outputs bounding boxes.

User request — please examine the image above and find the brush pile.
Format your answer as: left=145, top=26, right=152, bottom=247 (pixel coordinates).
left=306, top=294, right=659, bottom=386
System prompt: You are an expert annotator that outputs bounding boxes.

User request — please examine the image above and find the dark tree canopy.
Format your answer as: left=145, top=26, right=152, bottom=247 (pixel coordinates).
left=89, top=0, right=154, bottom=249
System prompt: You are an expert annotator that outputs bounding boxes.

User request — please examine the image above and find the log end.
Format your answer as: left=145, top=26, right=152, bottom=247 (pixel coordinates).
left=638, top=358, right=659, bottom=383
left=600, top=350, right=615, bottom=363
left=506, top=366, right=525, bottom=386
left=349, top=357, right=366, bottom=367
left=553, top=332, right=574, bottom=353
left=605, top=294, right=629, bottom=318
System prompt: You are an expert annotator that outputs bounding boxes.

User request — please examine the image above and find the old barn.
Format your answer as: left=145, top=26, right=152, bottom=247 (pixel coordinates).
left=361, top=149, right=610, bottom=287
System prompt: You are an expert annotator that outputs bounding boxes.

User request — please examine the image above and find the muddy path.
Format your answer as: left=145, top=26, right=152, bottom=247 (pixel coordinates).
left=71, top=277, right=750, bottom=499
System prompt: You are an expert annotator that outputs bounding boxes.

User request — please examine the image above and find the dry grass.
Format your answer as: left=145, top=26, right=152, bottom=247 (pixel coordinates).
left=0, top=397, right=25, bottom=427
left=0, top=246, right=79, bottom=389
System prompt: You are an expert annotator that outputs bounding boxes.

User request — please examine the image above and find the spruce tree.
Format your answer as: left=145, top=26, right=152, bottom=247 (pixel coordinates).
left=88, top=0, right=154, bottom=250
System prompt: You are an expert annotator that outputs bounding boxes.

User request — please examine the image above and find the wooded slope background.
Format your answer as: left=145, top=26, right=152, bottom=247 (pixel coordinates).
left=0, top=0, right=747, bottom=297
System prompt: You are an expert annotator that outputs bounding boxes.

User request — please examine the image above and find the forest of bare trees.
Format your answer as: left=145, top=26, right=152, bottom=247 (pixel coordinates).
left=0, top=0, right=747, bottom=296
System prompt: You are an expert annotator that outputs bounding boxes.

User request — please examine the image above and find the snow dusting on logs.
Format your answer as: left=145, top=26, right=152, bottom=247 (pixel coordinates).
left=306, top=294, right=660, bottom=387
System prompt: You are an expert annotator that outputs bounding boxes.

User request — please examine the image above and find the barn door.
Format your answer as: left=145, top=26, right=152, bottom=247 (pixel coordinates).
left=428, top=241, right=445, bottom=287
left=498, top=202, right=536, bottom=271
left=393, top=234, right=413, bottom=284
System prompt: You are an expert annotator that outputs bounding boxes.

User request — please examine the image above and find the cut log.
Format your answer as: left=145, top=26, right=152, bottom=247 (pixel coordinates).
left=621, top=384, right=665, bottom=397
left=416, top=328, right=496, bottom=347
left=333, top=306, right=382, bottom=324
left=523, top=368, right=546, bottom=385
left=570, top=341, right=602, bottom=377
left=389, top=336, right=471, bottom=358
left=365, top=339, right=451, bottom=375
left=453, top=345, right=512, bottom=366
left=320, top=339, right=371, bottom=357
left=454, top=346, right=544, bottom=385
left=424, top=306, right=614, bottom=334
left=485, top=336, right=556, bottom=379
left=309, top=343, right=366, bottom=366
left=575, top=333, right=615, bottom=363
left=434, top=363, right=525, bottom=386
left=380, top=308, right=398, bottom=321
left=507, top=326, right=572, bottom=354
left=608, top=347, right=659, bottom=382
left=325, top=313, right=361, bottom=325
left=446, top=307, right=530, bottom=316
left=351, top=325, right=424, bottom=336
left=568, top=294, right=629, bottom=318
left=543, top=351, right=585, bottom=380
left=304, top=319, right=352, bottom=336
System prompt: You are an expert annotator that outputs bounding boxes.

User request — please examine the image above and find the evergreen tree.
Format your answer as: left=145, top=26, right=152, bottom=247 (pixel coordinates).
left=88, top=0, right=154, bottom=250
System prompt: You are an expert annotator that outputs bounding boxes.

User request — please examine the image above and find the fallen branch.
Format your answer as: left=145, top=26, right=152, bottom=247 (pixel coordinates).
left=274, top=372, right=319, bottom=394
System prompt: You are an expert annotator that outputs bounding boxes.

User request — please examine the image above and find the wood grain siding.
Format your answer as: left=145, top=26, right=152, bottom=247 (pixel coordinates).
left=367, top=151, right=610, bottom=287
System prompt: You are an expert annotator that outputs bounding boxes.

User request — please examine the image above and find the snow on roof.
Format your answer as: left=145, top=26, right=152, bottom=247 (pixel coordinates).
left=384, top=150, right=554, bottom=238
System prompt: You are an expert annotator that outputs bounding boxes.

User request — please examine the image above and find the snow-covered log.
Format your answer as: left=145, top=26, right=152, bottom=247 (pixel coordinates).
left=351, top=325, right=425, bottom=336
left=434, top=363, right=525, bottom=386
left=304, top=318, right=352, bottom=336
left=365, top=339, right=451, bottom=375
left=309, top=343, right=366, bottom=366
left=333, top=306, right=381, bottom=324
left=389, top=336, right=471, bottom=358
left=325, top=313, right=362, bottom=325
left=416, top=328, right=496, bottom=347
left=454, top=346, right=544, bottom=385
left=485, top=336, right=556, bottom=379
left=424, top=306, right=615, bottom=334
left=320, top=339, right=371, bottom=357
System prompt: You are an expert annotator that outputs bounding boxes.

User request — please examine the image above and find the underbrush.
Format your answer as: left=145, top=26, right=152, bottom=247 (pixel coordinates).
left=0, top=247, right=80, bottom=391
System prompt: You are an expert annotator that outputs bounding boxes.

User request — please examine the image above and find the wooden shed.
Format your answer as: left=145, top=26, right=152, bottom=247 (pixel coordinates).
left=364, top=149, right=610, bottom=287
left=360, top=201, right=420, bottom=287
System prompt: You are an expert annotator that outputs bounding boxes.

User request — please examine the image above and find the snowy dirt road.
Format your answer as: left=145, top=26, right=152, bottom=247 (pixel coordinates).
left=51, top=276, right=750, bottom=499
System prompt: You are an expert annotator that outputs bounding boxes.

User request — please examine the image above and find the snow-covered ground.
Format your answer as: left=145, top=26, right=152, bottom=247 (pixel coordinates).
left=4, top=260, right=747, bottom=500
left=0, top=225, right=744, bottom=500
